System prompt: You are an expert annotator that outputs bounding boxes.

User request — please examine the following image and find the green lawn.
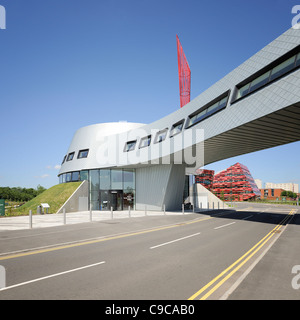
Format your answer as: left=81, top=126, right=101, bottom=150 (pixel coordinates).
left=7, top=182, right=82, bottom=216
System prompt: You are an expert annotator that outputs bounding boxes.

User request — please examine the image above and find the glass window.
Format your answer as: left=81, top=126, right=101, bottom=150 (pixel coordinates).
left=170, top=121, right=184, bottom=137
left=100, top=190, right=109, bottom=210
left=90, top=169, right=99, bottom=191
left=62, top=173, right=66, bottom=183
left=123, top=190, right=135, bottom=210
left=218, top=96, right=228, bottom=109
left=206, top=102, right=218, bottom=114
left=71, top=171, right=80, bottom=181
left=78, top=149, right=89, bottom=159
left=80, top=170, right=89, bottom=181
left=236, top=83, right=250, bottom=100
left=139, top=135, right=151, bottom=148
left=124, top=140, right=136, bottom=152
left=296, top=53, right=300, bottom=67
left=154, top=128, right=168, bottom=143
left=123, top=169, right=135, bottom=191
left=61, top=155, right=66, bottom=164
left=66, top=172, right=72, bottom=182
left=59, top=175, right=63, bottom=184
left=111, top=169, right=123, bottom=189
left=100, top=169, right=111, bottom=190
left=249, top=71, right=270, bottom=92
left=270, top=56, right=296, bottom=81
left=67, top=152, right=75, bottom=161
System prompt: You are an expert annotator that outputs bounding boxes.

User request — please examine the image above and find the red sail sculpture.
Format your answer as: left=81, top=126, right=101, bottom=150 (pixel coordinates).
left=176, top=35, right=191, bottom=108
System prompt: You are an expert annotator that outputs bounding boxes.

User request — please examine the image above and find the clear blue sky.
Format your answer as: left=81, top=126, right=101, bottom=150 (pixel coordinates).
left=0, top=0, right=299, bottom=189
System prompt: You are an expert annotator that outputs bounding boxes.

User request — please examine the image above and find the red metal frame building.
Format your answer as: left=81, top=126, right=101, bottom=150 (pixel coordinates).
left=195, top=169, right=215, bottom=191
left=212, top=163, right=260, bottom=201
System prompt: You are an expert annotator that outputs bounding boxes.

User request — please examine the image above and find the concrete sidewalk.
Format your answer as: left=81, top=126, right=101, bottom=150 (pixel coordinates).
left=0, top=209, right=199, bottom=231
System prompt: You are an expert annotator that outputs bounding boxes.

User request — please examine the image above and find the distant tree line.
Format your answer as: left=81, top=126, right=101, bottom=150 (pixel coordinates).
left=0, top=185, right=47, bottom=202
left=281, top=190, right=298, bottom=199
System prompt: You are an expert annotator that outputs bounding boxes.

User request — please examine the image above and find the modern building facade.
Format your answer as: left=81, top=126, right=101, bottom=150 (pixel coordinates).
left=58, top=27, right=300, bottom=211
left=212, top=163, right=260, bottom=201
left=265, top=182, right=299, bottom=194
left=195, top=169, right=215, bottom=191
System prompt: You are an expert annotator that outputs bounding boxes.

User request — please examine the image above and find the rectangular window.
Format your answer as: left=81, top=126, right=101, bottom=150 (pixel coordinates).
left=123, top=169, right=135, bottom=191
left=124, top=140, right=137, bottom=152
left=78, top=149, right=89, bottom=159
left=61, top=155, right=67, bottom=164
left=296, top=53, right=300, bottom=67
left=100, top=169, right=110, bottom=190
left=154, top=128, right=168, bottom=143
left=67, top=152, right=75, bottom=161
left=236, top=83, right=250, bottom=100
left=249, top=71, right=270, bottom=93
left=170, top=120, right=184, bottom=137
left=206, top=102, right=219, bottom=114
left=111, top=169, right=123, bottom=189
left=80, top=170, right=89, bottom=181
left=66, top=172, right=72, bottom=182
left=90, top=169, right=99, bottom=191
left=71, top=171, right=80, bottom=181
left=218, top=96, right=228, bottom=109
left=186, top=91, right=229, bottom=128
left=270, top=56, right=296, bottom=81
left=139, top=135, right=151, bottom=148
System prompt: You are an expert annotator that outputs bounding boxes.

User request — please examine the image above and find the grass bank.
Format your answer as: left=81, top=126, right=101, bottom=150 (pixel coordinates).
left=5, top=182, right=82, bottom=216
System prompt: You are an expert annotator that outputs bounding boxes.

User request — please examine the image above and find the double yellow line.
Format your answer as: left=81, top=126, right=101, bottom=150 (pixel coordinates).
left=188, top=209, right=296, bottom=300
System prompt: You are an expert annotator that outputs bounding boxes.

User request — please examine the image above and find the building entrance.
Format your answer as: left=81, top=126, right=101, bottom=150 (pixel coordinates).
left=109, top=190, right=123, bottom=211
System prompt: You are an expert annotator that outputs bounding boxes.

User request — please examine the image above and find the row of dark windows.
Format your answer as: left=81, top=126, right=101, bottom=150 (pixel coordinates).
left=62, top=149, right=89, bottom=164
left=124, top=119, right=186, bottom=152
left=234, top=47, right=300, bottom=101
left=124, top=45, right=300, bottom=153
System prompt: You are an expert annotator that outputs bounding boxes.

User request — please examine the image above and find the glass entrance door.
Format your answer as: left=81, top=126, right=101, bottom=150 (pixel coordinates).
left=109, top=190, right=123, bottom=211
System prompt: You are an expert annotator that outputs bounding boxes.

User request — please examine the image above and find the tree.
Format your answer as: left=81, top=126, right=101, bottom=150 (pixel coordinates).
left=281, top=190, right=287, bottom=197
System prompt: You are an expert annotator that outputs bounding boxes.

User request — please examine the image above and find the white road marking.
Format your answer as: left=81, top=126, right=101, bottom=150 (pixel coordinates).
left=242, top=215, right=253, bottom=220
left=214, top=222, right=236, bottom=230
left=150, top=233, right=201, bottom=249
left=0, top=261, right=106, bottom=292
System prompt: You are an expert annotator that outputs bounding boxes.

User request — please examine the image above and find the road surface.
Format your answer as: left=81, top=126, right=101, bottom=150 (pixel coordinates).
left=0, top=203, right=299, bottom=300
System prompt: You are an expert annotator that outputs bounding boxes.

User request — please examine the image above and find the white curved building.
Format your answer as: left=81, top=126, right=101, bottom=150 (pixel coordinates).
left=59, top=27, right=300, bottom=211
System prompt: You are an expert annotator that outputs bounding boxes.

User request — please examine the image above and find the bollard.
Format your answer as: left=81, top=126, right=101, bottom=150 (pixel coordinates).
left=63, top=208, right=66, bottom=225
left=163, top=204, right=166, bottom=215
left=90, top=208, right=92, bottom=222
left=29, top=210, right=32, bottom=229
left=182, top=203, right=184, bottom=214
left=111, top=207, right=113, bottom=219
left=207, top=202, right=209, bottom=209
left=129, top=206, right=131, bottom=218
left=200, top=202, right=202, bottom=210
left=218, top=202, right=219, bottom=210
left=145, top=205, right=147, bottom=216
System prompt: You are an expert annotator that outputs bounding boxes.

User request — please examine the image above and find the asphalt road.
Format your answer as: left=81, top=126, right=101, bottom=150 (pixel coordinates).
left=0, top=203, right=299, bottom=300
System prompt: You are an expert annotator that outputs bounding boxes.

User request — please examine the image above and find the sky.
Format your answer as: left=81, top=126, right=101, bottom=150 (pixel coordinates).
left=0, top=0, right=299, bottom=189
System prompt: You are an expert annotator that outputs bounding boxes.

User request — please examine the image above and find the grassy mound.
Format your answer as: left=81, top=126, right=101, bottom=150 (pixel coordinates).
left=11, top=182, right=82, bottom=216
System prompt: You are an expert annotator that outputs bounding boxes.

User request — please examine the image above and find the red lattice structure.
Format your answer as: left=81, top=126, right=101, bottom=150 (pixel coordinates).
left=212, top=163, right=261, bottom=201
left=176, top=35, right=191, bottom=108
left=195, top=169, right=215, bottom=191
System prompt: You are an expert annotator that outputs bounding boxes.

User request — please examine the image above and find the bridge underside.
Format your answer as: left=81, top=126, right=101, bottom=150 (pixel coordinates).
left=204, top=103, right=300, bottom=165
